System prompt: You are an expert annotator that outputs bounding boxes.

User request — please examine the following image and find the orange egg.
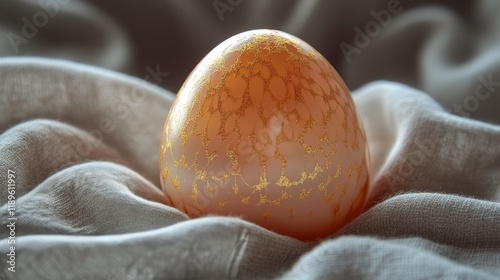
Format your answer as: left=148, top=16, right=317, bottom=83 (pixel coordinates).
left=159, top=30, right=370, bottom=241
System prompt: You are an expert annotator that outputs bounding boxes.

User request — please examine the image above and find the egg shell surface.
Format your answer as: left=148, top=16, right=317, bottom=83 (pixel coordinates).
left=160, top=29, right=370, bottom=241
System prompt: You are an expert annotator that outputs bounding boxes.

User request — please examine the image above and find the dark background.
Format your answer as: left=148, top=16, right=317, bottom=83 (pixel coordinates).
left=1, top=0, right=498, bottom=123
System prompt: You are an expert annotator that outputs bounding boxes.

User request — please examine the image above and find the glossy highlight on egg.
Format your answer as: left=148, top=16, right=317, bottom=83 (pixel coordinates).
left=160, top=29, right=370, bottom=241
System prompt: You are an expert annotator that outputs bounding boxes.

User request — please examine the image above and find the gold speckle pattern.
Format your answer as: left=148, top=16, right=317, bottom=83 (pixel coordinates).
left=159, top=30, right=370, bottom=241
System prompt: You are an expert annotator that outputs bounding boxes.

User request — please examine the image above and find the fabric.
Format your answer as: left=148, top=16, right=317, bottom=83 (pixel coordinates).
left=1, top=1, right=500, bottom=279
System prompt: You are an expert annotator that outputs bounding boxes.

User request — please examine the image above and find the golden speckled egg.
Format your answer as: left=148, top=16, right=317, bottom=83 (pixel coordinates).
left=159, top=29, right=370, bottom=241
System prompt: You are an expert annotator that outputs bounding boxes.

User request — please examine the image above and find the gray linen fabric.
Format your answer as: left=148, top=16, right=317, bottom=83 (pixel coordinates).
left=1, top=0, right=500, bottom=279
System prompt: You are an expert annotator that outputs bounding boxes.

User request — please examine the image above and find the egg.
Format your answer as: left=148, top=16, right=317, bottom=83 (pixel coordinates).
left=159, top=30, right=370, bottom=241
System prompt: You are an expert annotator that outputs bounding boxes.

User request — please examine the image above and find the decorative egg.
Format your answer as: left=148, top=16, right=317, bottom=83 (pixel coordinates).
left=159, top=30, right=370, bottom=241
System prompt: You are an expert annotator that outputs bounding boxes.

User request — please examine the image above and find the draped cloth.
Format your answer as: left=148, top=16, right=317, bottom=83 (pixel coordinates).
left=1, top=1, right=500, bottom=279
